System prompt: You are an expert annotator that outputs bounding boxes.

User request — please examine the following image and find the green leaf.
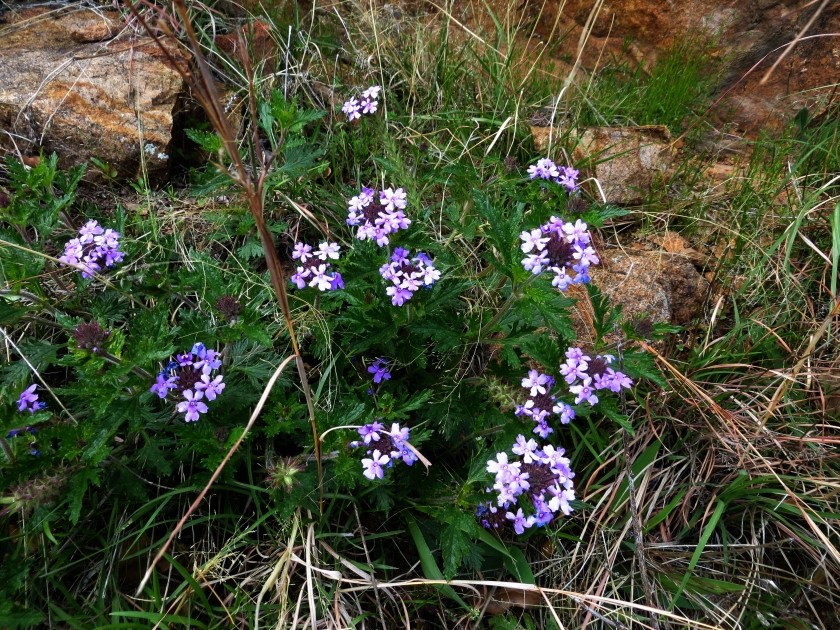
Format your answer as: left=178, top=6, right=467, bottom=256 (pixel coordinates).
left=669, top=500, right=726, bottom=609
left=583, top=204, right=630, bottom=228
left=185, top=128, right=222, bottom=153
left=437, top=508, right=484, bottom=579
left=66, top=468, right=102, bottom=525
left=405, top=515, right=471, bottom=610
left=473, top=528, right=535, bottom=584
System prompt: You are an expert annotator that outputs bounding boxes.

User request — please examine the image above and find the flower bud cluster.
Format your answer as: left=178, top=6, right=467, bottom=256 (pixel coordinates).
left=526, top=157, right=579, bottom=192
left=514, top=369, right=575, bottom=439
left=17, top=384, right=46, bottom=414
left=351, top=421, right=417, bottom=479
left=150, top=342, right=226, bottom=423
left=346, top=186, right=411, bottom=247
left=559, top=348, right=633, bottom=406
left=478, top=435, right=575, bottom=534
left=520, top=217, right=598, bottom=291
left=72, top=321, right=110, bottom=352
left=290, top=242, right=344, bottom=291
left=59, top=219, right=124, bottom=278
left=341, top=85, right=381, bottom=122
left=379, top=247, right=441, bottom=306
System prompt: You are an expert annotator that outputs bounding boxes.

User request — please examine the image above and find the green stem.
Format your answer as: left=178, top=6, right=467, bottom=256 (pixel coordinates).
left=476, top=275, right=537, bottom=339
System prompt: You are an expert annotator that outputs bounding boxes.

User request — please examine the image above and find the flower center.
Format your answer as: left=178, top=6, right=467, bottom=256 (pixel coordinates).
left=545, top=232, right=574, bottom=268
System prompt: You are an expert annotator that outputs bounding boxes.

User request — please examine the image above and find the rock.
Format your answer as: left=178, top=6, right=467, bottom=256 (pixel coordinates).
left=0, top=8, right=187, bottom=183
left=518, top=0, right=840, bottom=133
left=591, top=249, right=710, bottom=326
left=569, top=126, right=675, bottom=205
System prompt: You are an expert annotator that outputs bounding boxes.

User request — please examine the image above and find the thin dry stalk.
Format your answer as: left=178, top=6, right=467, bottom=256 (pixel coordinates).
left=122, top=0, right=326, bottom=594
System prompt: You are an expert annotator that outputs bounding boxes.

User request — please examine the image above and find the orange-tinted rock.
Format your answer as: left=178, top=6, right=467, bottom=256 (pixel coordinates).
left=592, top=249, right=710, bottom=326
left=0, top=8, right=187, bottom=183
left=530, top=0, right=839, bottom=133
left=570, top=126, right=675, bottom=205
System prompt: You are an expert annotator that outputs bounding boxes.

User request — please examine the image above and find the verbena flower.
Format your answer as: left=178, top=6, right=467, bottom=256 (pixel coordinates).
left=346, top=186, right=411, bottom=246
left=379, top=248, right=440, bottom=306
left=558, top=347, right=633, bottom=405
left=367, top=358, right=391, bottom=384
left=342, top=85, right=381, bottom=122
left=290, top=241, right=344, bottom=292
left=150, top=342, right=225, bottom=423
left=17, top=384, right=46, bottom=414
left=479, top=434, right=576, bottom=534
left=520, top=217, right=598, bottom=290
left=513, top=370, right=575, bottom=438
left=59, top=219, right=124, bottom=278
left=352, top=421, right=417, bottom=479
left=526, top=157, right=580, bottom=192
left=176, top=390, right=208, bottom=423
left=362, top=450, right=389, bottom=479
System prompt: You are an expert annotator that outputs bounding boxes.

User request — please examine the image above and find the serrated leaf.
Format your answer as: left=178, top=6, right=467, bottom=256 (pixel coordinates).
left=405, top=515, right=471, bottom=609
left=185, top=128, right=222, bottom=153
left=583, top=204, right=630, bottom=227
left=439, top=511, right=479, bottom=579
left=622, top=350, right=667, bottom=388
left=67, top=468, right=101, bottom=525
left=520, top=334, right=561, bottom=369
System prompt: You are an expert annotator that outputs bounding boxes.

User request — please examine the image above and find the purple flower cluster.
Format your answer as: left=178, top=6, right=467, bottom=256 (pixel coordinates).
left=341, top=85, right=381, bottom=122
left=379, top=247, right=440, bottom=306
left=526, top=157, right=579, bottom=192
left=290, top=242, right=344, bottom=291
left=150, top=342, right=225, bottom=423
left=17, top=384, right=46, bottom=414
left=477, top=435, right=576, bottom=534
left=351, top=421, right=417, bottom=479
left=346, top=186, right=411, bottom=246
left=520, top=217, right=598, bottom=290
left=59, top=219, right=124, bottom=278
left=559, top=348, right=633, bottom=406
left=367, top=358, right=391, bottom=384
left=514, top=370, right=575, bottom=439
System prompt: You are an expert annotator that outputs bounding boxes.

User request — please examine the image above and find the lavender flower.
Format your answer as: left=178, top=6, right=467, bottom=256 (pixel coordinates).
left=379, top=248, right=440, bottom=306
left=527, top=158, right=560, bottom=180
left=558, top=347, right=633, bottom=405
left=513, top=370, right=576, bottom=437
left=17, top=384, right=46, bottom=414
left=520, top=217, right=597, bottom=290
left=150, top=342, right=225, bottom=423
left=341, top=97, right=362, bottom=121
left=342, top=85, right=381, bottom=122
left=346, top=186, right=411, bottom=247
left=352, top=421, right=417, bottom=478
left=362, top=450, right=389, bottom=480
left=290, top=241, right=343, bottom=292
left=59, top=219, right=124, bottom=278
left=367, top=358, right=391, bottom=384
left=479, top=434, right=576, bottom=534
left=176, top=390, right=208, bottom=423
left=526, top=157, right=580, bottom=192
